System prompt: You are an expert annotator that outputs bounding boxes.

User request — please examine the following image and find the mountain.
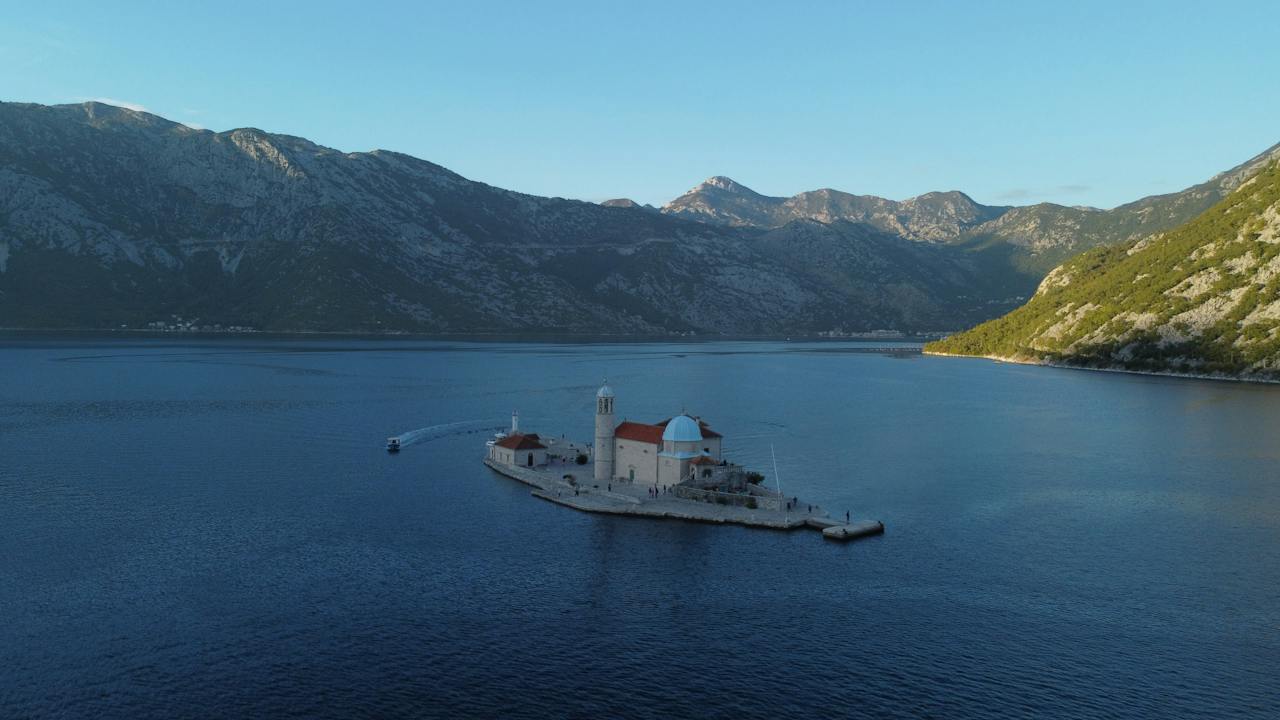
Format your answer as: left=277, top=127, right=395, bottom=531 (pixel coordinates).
left=662, top=177, right=1005, bottom=241
left=925, top=160, right=1280, bottom=381
left=0, top=101, right=1016, bottom=335
left=957, top=141, right=1280, bottom=274
left=751, top=220, right=1025, bottom=331
left=599, top=198, right=655, bottom=210
left=662, top=143, right=1280, bottom=276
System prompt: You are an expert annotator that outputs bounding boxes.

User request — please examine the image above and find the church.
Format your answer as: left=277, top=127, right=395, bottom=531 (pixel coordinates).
left=593, top=381, right=724, bottom=490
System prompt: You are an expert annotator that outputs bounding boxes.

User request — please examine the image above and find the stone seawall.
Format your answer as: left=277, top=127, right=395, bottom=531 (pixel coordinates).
left=483, top=457, right=883, bottom=541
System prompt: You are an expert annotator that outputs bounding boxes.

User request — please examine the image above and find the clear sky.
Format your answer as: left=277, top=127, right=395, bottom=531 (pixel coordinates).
left=3, top=1, right=1278, bottom=208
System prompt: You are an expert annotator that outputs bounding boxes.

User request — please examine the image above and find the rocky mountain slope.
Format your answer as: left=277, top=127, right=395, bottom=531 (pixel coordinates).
left=925, top=161, right=1280, bottom=380
left=599, top=198, right=656, bottom=211
left=663, top=176, right=1005, bottom=241
left=0, top=101, right=1018, bottom=335
left=663, top=142, right=1280, bottom=276
left=960, top=143, right=1280, bottom=273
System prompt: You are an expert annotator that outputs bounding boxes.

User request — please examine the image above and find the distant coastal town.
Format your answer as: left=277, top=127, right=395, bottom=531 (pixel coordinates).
left=143, top=316, right=258, bottom=333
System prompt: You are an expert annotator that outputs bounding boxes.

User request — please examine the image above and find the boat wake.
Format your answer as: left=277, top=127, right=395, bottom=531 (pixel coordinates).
left=388, top=419, right=504, bottom=449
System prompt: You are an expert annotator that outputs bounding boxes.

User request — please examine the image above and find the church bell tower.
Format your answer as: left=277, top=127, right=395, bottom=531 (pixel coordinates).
left=594, top=381, right=615, bottom=483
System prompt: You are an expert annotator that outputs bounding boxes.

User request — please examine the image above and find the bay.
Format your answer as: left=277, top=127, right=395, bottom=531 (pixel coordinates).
left=1, top=337, right=1277, bottom=718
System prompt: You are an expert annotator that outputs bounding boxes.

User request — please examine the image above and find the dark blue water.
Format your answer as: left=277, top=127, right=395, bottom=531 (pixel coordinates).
left=2, top=337, right=1278, bottom=718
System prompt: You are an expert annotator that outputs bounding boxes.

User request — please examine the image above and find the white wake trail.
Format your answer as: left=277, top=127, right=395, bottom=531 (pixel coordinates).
left=389, top=419, right=505, bottom=448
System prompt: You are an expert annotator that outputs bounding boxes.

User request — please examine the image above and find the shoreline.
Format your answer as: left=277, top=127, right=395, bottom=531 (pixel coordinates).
left=923, top=349, right=1280, bottom=386
left=482, top=458, right=884, bottom=541
left=0, top=326, right=947, bottom=343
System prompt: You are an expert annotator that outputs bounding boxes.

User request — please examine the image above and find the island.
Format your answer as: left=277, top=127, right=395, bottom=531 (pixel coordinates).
left=483, top=382, right=884, bottom=542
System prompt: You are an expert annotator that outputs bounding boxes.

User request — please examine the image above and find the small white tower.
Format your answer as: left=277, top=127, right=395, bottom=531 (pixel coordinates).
left=594, top=380, right=615, bottom=483
left=511, top=409, right=519, bottom=434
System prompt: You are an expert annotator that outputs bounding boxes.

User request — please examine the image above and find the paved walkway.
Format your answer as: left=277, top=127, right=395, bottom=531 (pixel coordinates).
left=485, top=458, right=853, bottom=533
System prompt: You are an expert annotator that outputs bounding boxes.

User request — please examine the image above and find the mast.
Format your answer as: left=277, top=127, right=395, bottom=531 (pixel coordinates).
left=772, top=443, right=787, bottom=521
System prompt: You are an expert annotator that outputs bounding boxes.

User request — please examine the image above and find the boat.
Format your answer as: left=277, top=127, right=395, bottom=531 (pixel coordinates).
left=386, top=437, right=401, bottom=452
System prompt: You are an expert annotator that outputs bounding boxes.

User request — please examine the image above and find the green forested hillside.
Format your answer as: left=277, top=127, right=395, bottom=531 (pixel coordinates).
left=926, top=162, right=1280, bottom=380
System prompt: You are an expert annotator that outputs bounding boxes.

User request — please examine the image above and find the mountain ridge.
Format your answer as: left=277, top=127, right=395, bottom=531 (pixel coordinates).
left=2, top=100, right=1276, bottom=337
left=0, top=101, right=1017, bottom=335
left=662, top=142, right=1280, bottom=273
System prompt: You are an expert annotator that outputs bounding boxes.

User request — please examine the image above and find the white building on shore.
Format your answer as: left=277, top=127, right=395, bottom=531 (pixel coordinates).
left=489, top=432, right=547, bottom=468
left=487, top=411, right=548, bottom=468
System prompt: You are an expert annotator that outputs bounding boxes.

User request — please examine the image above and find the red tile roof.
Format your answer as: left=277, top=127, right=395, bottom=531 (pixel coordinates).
left=495, top=433, right=546, bottom=450
left=689, top=455, right=719, bottom=465
left=614, top=421, right=664, bottom=445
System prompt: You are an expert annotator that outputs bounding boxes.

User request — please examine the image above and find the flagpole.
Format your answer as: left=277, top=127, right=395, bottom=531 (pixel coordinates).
left=772, top=443, right=787, bottom=523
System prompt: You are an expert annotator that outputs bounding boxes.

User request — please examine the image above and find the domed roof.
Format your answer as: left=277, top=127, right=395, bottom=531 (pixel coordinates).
left=596, top=382, right=614, bottom=398
left=662, top=414, right=702, bottom=442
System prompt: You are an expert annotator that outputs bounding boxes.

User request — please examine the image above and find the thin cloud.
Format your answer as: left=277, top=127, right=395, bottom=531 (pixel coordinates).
left=996, top=184, right=1091, bottom=201
left=1056, top=184, right=1091, bottom=194
left=84, top=97, right=149, bottom=113
left=179, top=109, right=208, bottom=130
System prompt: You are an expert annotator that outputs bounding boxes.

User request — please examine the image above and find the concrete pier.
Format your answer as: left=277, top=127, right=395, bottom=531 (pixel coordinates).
left=821, top=521, right=885, bottom=541
left=484, top=457, right=883, bottom=541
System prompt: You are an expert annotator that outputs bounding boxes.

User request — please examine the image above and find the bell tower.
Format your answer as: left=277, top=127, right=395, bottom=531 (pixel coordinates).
left=594, top=380, right=615, bottom=482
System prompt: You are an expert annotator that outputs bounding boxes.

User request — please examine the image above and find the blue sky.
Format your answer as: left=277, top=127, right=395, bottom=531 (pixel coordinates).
left=3, top=1, right=1278, bottom=208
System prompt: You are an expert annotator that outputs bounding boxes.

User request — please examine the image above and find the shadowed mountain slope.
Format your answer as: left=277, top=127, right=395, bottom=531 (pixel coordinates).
left=0, top=102, right=1020, bottom=334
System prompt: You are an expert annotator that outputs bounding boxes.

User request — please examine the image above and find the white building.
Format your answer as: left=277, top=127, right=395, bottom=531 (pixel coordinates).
left=593, top=381, right=724, bottom=490
left=488, top=432, right=547, bottom=468
left=488, top=410, right=548, bottom=468
left=594, top=382, right=615, bottom=483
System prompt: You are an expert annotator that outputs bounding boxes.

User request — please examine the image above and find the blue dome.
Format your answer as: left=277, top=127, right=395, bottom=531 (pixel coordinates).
left=597, top=383, right=614, bottom=398
left=662, top=415, right=702, bottom=442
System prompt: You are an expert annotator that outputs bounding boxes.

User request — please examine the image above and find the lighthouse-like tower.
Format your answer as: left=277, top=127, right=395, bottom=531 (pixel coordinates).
left=594, top=381, right=615, bottom=483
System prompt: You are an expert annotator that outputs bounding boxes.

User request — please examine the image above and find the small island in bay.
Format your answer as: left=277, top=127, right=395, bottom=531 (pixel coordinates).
left=483, top=382, right=883, bottom=541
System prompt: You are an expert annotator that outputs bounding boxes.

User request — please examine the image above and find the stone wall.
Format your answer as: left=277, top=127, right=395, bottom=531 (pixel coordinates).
left=613, top=439, right=659, bottom=485
left=674, top=486, right=781, bottom=511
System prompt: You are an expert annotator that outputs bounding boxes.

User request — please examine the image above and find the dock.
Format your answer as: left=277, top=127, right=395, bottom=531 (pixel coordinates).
left=819, top=520, right=885, bottom=540
left=484, top=458, right=883, bottom=541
